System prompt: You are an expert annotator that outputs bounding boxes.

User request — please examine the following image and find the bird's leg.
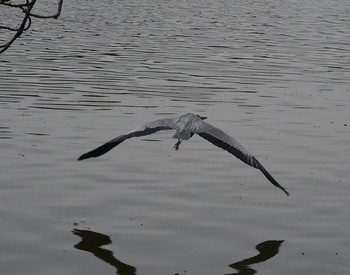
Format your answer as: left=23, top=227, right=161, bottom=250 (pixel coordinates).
left=173, top=139, right=182, bottom=151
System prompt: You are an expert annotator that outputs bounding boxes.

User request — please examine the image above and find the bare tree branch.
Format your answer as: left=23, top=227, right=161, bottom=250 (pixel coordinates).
left=30, top=0, right=63, bottom=19
left=0, top=0, right=64, bottom=54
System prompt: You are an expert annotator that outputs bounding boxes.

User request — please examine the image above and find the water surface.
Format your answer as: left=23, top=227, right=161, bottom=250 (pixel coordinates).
left=1, top=0, right=350, bottom=274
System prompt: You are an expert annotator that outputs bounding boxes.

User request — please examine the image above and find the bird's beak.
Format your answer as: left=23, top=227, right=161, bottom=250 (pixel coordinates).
left=197, top=115, right=207, bottom=120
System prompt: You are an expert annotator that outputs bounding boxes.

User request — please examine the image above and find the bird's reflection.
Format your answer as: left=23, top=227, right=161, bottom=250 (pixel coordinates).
left=73, top=229, right=283, bottom=275
left=226, top=240, right=284, bottom=275
left=72, top=229, right=137, bottom=275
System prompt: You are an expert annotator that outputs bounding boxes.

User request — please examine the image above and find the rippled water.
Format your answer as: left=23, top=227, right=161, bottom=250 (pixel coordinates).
left=1, top=0, right=350, bottom=274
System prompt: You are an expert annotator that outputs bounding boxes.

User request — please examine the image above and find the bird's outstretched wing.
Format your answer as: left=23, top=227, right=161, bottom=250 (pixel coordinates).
left=197, top=122, right=289, bottom=196
left=78, top=118, right=174, bottom=161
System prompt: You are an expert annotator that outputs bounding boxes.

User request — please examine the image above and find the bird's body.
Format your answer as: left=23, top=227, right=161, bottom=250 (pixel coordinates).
left=78, top=113, right=289, bottom=196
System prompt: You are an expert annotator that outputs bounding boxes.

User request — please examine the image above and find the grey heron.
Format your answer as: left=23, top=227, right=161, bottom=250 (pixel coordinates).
left=78, top=113, right=289, bottom=196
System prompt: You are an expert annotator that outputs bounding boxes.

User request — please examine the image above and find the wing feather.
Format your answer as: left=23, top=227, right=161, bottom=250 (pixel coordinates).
left=78, top=118, right=175, bottom=161
left=197, top=123, right=289, bottom=196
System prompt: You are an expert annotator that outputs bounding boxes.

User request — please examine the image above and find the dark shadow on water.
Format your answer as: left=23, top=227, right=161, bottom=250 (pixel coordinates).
left=225, top=240, right=284, bottom=275
left=72, top=229, right=137, bottom=275
left=72, top=229, right=283, bottom=275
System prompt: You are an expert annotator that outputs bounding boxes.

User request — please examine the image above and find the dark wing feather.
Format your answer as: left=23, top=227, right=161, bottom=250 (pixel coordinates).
left=78, top=125, right=171, bottom=161
left=197, top=128, right=289, bottom=196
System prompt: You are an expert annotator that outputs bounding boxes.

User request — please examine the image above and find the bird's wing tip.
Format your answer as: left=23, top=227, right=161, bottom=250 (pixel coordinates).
left=77, top=154, right=87, bottom=161
left=280, top=186, right=290, bottom=196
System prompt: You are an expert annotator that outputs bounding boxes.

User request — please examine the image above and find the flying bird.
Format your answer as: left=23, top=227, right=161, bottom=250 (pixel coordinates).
left=78, top=113, right=289, bottom=196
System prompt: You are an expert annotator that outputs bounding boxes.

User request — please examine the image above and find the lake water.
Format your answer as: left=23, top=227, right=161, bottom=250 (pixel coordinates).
left=1, top=0, right=349, bottom=274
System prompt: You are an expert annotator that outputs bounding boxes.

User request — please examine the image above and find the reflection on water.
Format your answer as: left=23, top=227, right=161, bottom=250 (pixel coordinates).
left=72, top=229, right=137, bottom=275
left=73, top=229, right=283, bottom=275
left=227, top=240, right=284, bottom=275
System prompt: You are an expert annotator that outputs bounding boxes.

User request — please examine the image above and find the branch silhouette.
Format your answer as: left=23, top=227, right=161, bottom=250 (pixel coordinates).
left=0, top=0, right=63, bottom=54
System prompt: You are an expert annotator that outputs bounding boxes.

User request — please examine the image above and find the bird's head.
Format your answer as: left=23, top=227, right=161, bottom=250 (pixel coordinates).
left=196, top=115, right=207, bottom=120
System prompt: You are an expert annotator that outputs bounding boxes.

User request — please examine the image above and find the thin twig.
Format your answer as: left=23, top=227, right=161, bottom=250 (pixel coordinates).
left=29, top=0, right=63, bottom=19
left=0, top=0, right=64, bottom=54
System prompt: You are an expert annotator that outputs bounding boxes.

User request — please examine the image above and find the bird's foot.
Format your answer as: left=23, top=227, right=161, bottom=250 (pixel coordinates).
left=173, top=139, right=181, bottom=151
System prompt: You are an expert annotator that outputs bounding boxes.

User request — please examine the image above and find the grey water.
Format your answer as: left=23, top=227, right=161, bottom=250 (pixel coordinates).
left=1, top=0, right=350, bottom=274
